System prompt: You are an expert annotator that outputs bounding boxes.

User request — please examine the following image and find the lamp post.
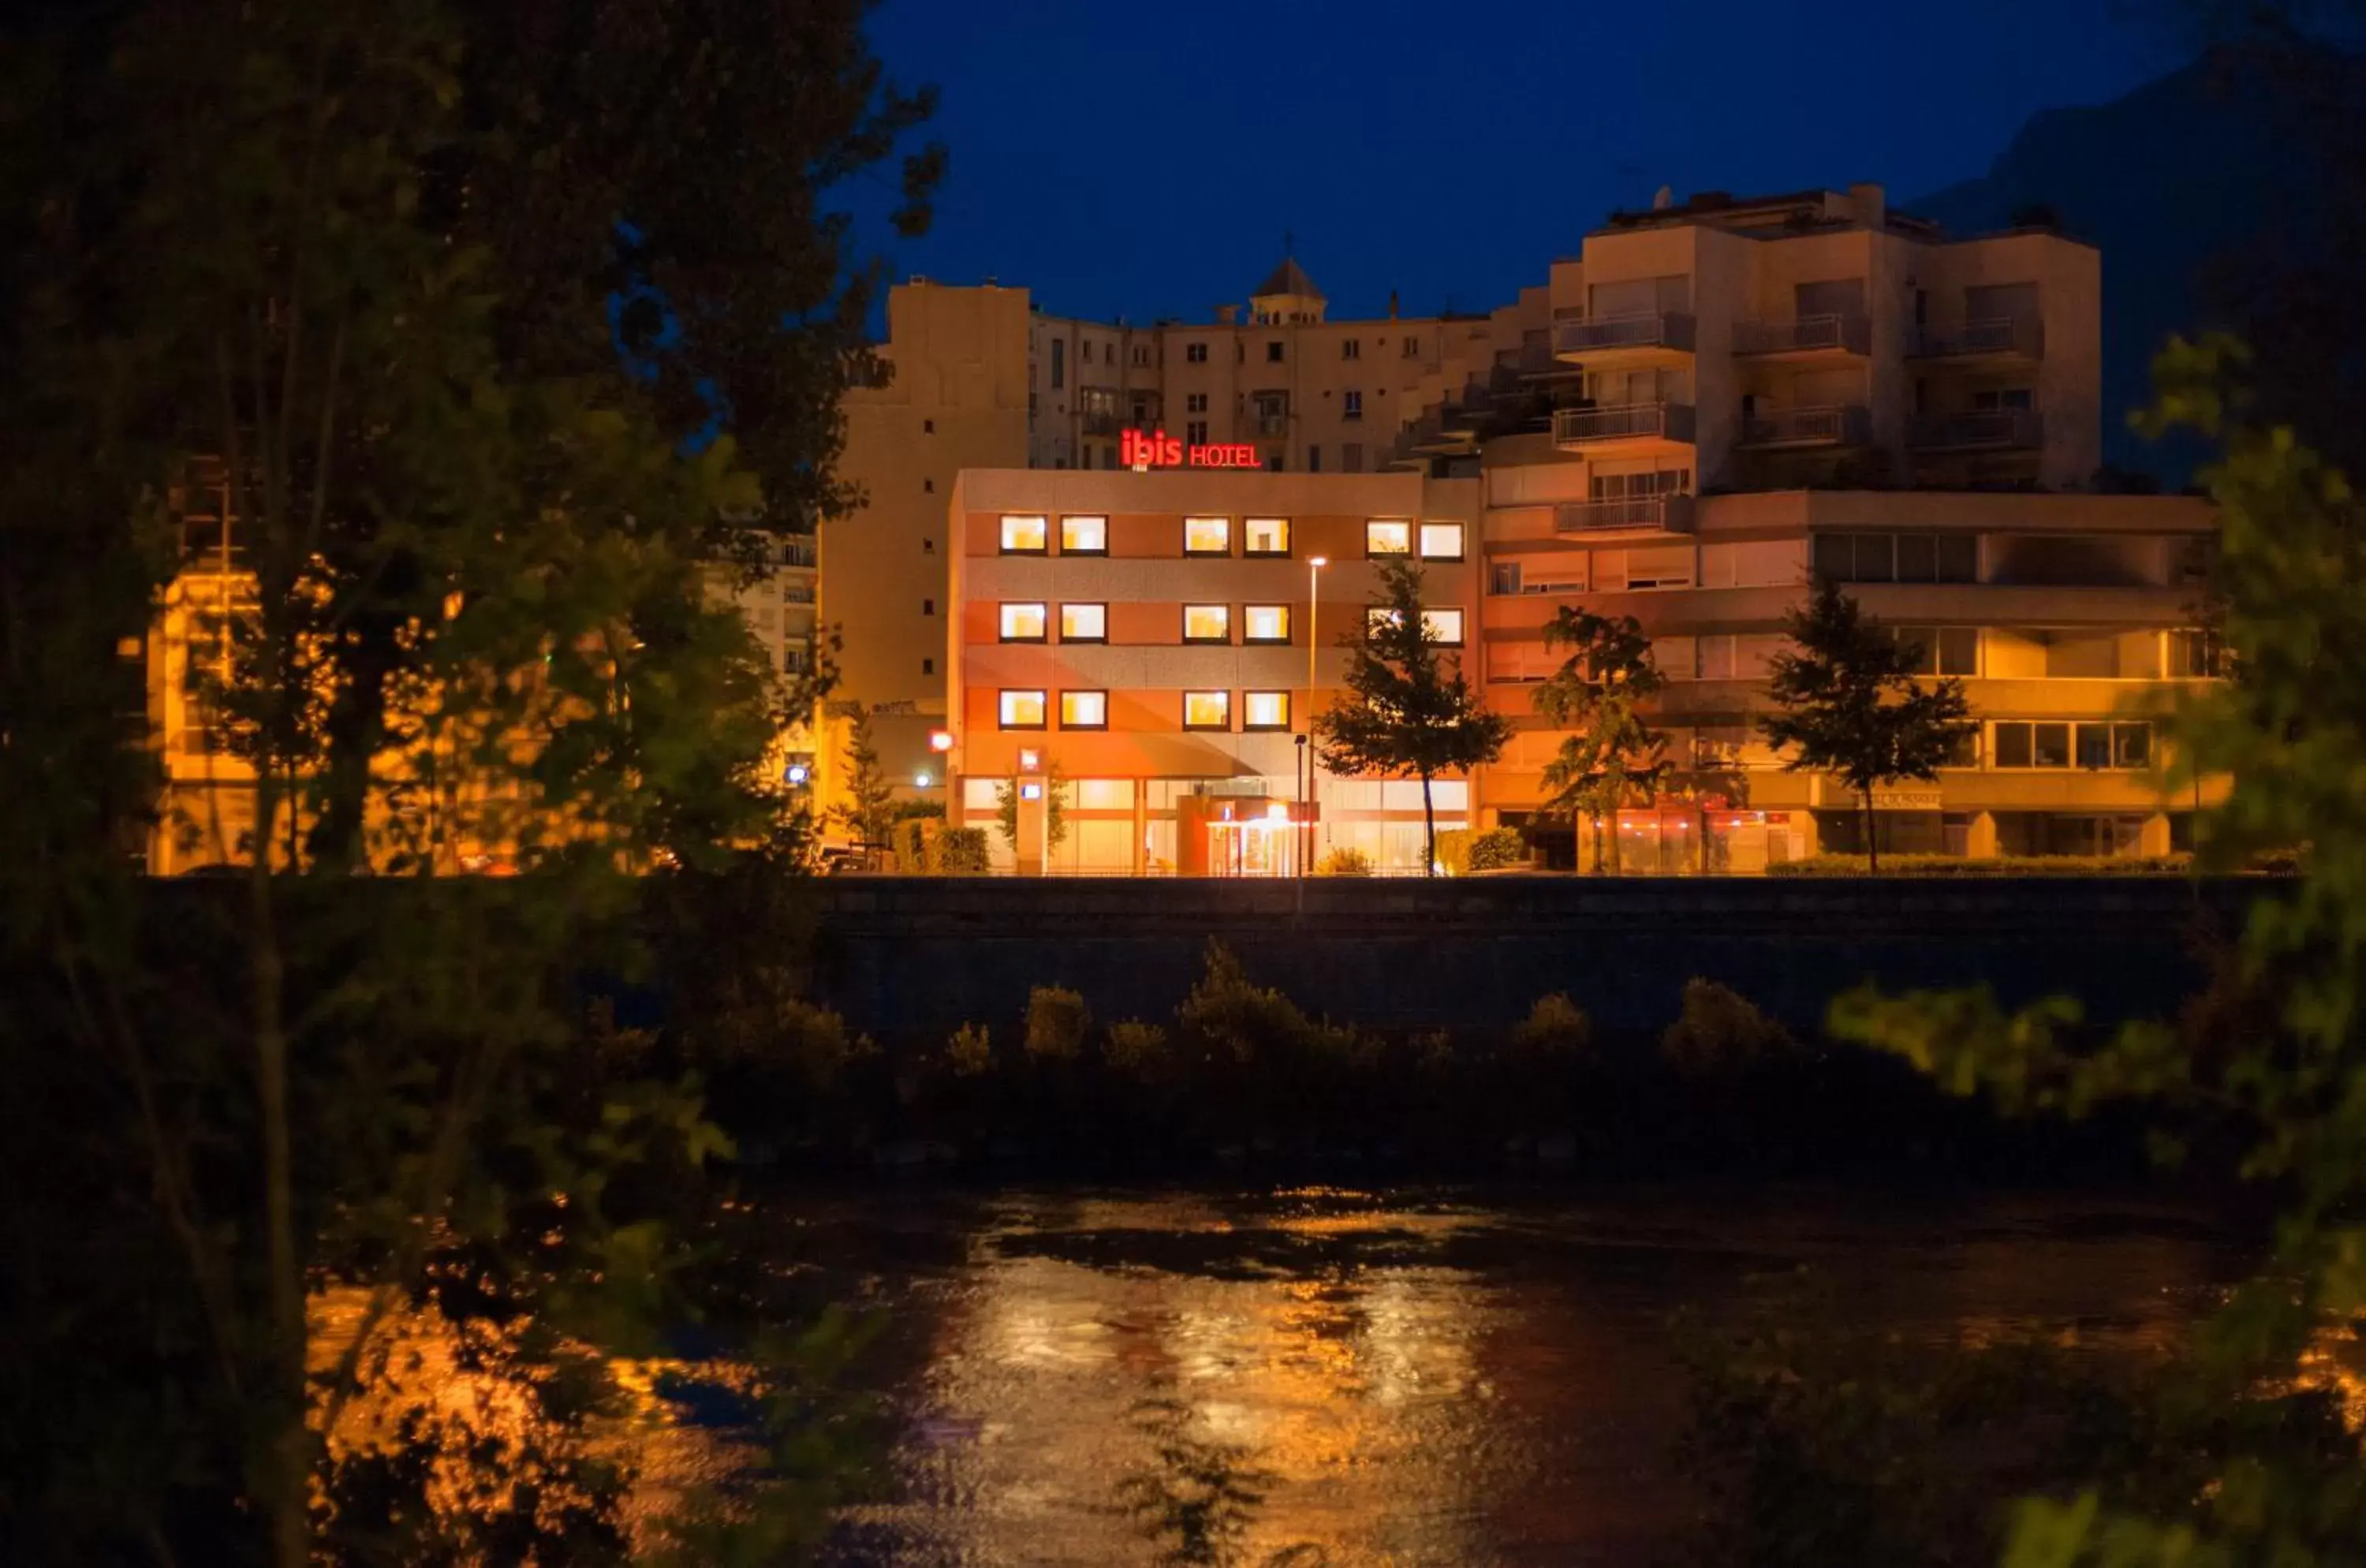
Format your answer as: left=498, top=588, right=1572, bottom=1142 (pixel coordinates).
left=1304, top=555, right=1327, bottom=874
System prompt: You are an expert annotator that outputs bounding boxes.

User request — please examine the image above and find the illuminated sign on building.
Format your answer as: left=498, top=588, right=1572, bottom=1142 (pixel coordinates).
left=1120, top=427, right=1262, bottom=470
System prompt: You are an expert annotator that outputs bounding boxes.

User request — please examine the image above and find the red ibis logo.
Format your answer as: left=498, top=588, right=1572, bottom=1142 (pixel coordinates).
left=1121, top=427, right=1262, bottom=470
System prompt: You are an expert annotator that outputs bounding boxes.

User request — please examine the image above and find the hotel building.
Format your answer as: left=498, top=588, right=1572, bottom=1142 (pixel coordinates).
left=905, top=184, right=2220, bottom=874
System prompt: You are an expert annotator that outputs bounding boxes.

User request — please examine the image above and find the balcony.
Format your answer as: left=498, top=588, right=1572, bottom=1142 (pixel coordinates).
left=1554, top=494, right=1696, bottom=539
left=1552, top=400, right=1696, bottom=448
left=1909, top=408, right=2044, bottom=452
left=782, top=535, right=818, bottom=568
left=1254, top=411, right=1288, bottom=436
left=1737, top=404, right=1873, bottom=450
left=1910, top=316, right=2044, bottom=361
left=1552, top=311, right=1696, bottom=364
left=1733, top=313, right=1871, bottom=358
left=1080, top=410, right=1122, bottom=437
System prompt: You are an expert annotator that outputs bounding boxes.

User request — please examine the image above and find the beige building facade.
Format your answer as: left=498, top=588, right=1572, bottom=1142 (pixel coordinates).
left=829, top=181, right=2211, bottom=870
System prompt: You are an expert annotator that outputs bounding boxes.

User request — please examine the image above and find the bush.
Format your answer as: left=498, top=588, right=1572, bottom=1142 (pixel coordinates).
left=1103, top=1020, right=1170, bottom=1077
left=1024, top=985, right=1089, bottom=1062
left=1769, top=853, right=2196, bottom=878
left=1512, top=993, right=1592, bottom=1059
left=945, top=1021, right=994, bottom=1077
left=937, top=826, right=991, bottom=874
left=1661, top=978, right=1795, bottom=1077
left=1467, top=827, right=1528, bottom=872
left=890, top=817, right=927, bottom=872
left=1314, top=846, right=1374, bottom=877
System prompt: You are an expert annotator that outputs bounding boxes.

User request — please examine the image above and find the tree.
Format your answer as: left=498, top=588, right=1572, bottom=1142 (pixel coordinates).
left=1533, top=607, right=1665, bottom=875
left=1314, top=558, right=1513, bottom=875
left=995, top=766, right=1069, bottom=859
left=0, top=1, right=934, bottom=1562
left=1758, top=583, right=1975, bottom=872
left=830, top=704, right=898, bottom=848
left=1827, top=338, right=2366, bottom=1567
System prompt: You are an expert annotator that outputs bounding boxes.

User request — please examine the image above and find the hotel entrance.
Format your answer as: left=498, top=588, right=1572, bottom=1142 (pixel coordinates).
left=1177, top=793, right=1305, bottom=877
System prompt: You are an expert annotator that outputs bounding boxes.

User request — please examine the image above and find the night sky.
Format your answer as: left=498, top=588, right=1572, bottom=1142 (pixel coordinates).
left=856, top=0, right=2188, bottom=327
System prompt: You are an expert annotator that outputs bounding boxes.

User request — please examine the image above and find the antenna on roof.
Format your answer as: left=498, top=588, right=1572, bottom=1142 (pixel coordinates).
left=1652, top=185, right=1674, bottom=211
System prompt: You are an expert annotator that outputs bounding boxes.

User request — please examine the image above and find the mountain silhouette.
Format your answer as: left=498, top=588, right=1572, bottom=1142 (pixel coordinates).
left=1911, top=44, right=2359, bottom=485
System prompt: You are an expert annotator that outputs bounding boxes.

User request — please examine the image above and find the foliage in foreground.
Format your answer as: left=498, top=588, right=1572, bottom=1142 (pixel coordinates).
left=1765, top=336, right=2366, bottom=1566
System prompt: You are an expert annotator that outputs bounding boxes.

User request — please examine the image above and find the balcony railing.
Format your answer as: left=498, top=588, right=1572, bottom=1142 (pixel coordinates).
left=1732, top=313, right=1871, bottom=357
left=1737, top=404, right=1873, bottom=449
left=782, top=536, right=818, bottom=568
left=1910, top=315, right=2044, bottom=360
left=1908, top=408, right=2044, bottom=451
left=1254, top=411, right=1288, bottom=436
left=1080, top=410, right=1122, bottom=436
left=1553, top=311, right=1696, bottom=357
left=1552, top=400, right=1696, bottom=446
left=1554, top=494, right=1697, bottom=536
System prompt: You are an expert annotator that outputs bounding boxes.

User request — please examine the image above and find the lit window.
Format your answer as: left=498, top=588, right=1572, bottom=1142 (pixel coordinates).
left=1243, top=690, right=1291, bottom=730
left=1182, top=604, right=1231, bottom=643
left=1061, top=514, right=1108, bottom=554
left=1060, top=690, right=1108, bottom=730
left=1243, top=604, right=1290, bottom=644
left=998, top=602, right=1047, bottom=642
left=1182, top=690, right=1231, bottom=730
left=1244, top=517, right=1291, bottom=556
left=1060, top=603, right=1106, bottom=642
left=1424, top=608, right=1465, bottom=645
left=998, top=689, right=1047, bottom=730
left=1419, top=522, right=1466, bottom=561
left=1184, top=516, right=1230, bottom=555
left=1000, top=514, right=1047, bottom=554
left=1366, top=520, right=1412, bottom=556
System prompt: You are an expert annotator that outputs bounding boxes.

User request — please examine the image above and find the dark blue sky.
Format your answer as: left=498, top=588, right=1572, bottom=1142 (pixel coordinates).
left=855, top=0, right=2188, bottom=327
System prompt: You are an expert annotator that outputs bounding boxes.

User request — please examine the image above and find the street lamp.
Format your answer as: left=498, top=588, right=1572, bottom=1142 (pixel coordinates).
left=1303, top=555, right=1327, bottom=874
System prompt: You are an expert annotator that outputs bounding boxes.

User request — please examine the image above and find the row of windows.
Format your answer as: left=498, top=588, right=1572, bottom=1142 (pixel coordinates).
left=1677, top=719, right=2151, bottom=772
left=997, top=514, right=1466, bottom=561
left=998, top=688, right=1293, bottom=732
left=992, top=600, right=1467, bottom=647
left=1166, top=338, right=1424, bottom=366
left=1815, top=531, right=1980, bottom=584
left=998, top=602, right=1291, bottom=644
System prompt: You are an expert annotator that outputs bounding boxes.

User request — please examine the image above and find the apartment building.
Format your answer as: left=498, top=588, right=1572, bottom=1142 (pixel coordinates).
left=947, top=469, right=1480, bottom=874
left=1476, top=451, right=2219, bottom=868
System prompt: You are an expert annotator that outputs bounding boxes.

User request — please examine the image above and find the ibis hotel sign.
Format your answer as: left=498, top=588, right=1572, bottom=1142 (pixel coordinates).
left=1121, top=427, right=1262, bottom=470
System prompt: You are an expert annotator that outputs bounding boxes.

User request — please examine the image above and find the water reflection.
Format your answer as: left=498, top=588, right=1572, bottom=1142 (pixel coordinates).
left=823, top=1185, right=2236, bottom=1566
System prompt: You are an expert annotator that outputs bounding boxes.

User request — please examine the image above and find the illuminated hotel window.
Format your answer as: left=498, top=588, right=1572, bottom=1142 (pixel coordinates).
left=998, top=602, right=1047, bottom=642
left=1182, top=690, right=1231, bottom=730
left=1365, top=520, right=1412, bottom=556
left=1420, top=522, right=1466, bottom=561
left=1244, top=517, right=1291, bottom=557
left=1243, top=690, right=1292, bottom=730
left=1243, top=604, right=1290, bottom=644
left=1184, top=516, right=1230, bottom=556
left=1060, top=690, right=1108, bottom=730
left=998, top=689, right=1047, bottom=730
left=1424, top=609, right=1466, bottom=645
left=1060, top=603, right=1107, bottom=642
left=1000, top=514, right=1047, bottom=554
left=1182, top=604, right=1231, bottom=644
left=1062, top=514, right=1107, bottom=554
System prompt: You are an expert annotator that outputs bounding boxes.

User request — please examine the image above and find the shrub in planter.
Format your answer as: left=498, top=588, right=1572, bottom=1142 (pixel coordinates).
left=1660, top=978, right=1796, bottom=1077
left=937, top=826, right=991, bottom=874
left=1024, top=985, right=1090, bottom=1062
left=1467, top=827, right=1528, bottom=872
left=1314, top=846, right=1375, bottom=876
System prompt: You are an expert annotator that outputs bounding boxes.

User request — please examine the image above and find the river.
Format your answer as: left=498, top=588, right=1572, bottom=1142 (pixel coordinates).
left=750, top=1182, right=2243, bottom=1566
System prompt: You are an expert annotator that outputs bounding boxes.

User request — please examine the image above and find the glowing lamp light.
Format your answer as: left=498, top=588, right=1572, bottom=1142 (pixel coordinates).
left=928, top=729, right=955, bottom=753
left=1020, top=782, right=1044, bottom=801
left=1308, top=555, right=1329, bottom=568
left=1017, top=747, right=1043, bottom=773
left=786, top=763, right=810, bottom=786
left=1266, top=802, right=1289, bottom=822
left=913, top=770, right=933, bottom=789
